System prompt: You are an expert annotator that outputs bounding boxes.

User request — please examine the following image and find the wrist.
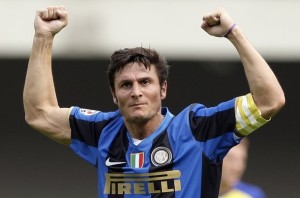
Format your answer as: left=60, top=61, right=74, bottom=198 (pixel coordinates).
left=34, top=31, right=55, bottom=40
left=226, top=25, right=243, bottom=41
left=223, top=23, right=237, bottom=38
left=32, top=33, right=54, bottom=49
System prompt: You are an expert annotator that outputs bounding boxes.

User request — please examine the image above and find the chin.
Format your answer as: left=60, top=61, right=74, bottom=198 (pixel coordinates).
left=133, top=116, right=148, bottom=123
left=126, top=114, right=145, bottom=122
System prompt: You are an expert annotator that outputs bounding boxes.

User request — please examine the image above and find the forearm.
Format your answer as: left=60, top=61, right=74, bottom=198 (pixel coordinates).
left=228, top=26, right=285, bottom=118
left=24, top=35, right=59, bottom=120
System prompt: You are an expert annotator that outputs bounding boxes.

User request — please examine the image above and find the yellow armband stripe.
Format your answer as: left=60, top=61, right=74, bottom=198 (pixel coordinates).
left=235, top=93, right=270, bottom=136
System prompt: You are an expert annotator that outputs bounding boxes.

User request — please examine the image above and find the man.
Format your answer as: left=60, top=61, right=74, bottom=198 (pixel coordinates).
left=23, top=5, right=285, bottom=198
left=219, top=139, right=267, bottom=198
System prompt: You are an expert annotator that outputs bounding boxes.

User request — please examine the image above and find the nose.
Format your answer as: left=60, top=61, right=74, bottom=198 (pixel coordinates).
left=131, top=83, right=142, bottom=98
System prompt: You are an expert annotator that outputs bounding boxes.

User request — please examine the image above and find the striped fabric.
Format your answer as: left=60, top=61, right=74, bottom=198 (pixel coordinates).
left=69, top=99, right=254, bottom=197
left=235, top=93, right=269, bottom=136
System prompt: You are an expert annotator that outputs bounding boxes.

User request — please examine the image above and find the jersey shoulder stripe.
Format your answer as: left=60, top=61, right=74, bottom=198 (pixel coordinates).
left=70, top=106, right=121, bottom=147
left=188, top=99, right=236, bottom=142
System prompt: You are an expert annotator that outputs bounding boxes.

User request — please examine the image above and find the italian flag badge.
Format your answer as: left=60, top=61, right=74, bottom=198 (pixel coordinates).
left=130, top=152, right=144, bottom=168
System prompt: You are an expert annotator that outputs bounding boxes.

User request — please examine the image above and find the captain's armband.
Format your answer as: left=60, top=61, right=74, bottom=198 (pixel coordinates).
left=235, top=93, right=270, bottom=136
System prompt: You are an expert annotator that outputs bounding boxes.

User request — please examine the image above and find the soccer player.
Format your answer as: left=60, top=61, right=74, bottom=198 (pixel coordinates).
left=23, top=6, right=285, bottom=198
left=219, top=139, right=267, bottom=198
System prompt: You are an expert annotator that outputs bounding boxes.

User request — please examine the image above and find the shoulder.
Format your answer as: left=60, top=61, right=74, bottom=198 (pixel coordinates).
left=187, top=98, right=236, bottom=115
left=70, top=106, right=121, bottom=122
left=236, top=181, right=267, bottom=198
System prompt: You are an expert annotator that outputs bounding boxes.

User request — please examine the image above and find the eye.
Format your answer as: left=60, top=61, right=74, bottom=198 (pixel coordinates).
left=141, top=79, right=151, bottom=85
left=120, top=82, right=132, bottom=89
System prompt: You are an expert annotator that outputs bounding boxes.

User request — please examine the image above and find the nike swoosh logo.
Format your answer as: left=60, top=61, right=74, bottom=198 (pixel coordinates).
left=105, top=158, right=126, bottom=167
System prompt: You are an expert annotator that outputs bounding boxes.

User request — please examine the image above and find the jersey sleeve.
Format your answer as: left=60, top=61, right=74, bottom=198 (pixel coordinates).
left=69, top=106, right=104, bottom=166
left=188, top=99, right=238, bottom=162
left=189, top=94, right=271, bottom=162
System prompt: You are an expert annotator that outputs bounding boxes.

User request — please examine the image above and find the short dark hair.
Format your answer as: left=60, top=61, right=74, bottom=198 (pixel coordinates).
left=107, top=47, right=170, bottom=91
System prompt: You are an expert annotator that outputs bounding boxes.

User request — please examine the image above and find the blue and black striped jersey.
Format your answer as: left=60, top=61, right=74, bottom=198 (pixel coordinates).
left=69, top=95, right=267, bottom=198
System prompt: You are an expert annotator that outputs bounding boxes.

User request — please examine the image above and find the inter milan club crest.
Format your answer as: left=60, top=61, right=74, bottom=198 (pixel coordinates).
left=130, top=152, right=144, bottom=168
left=151, top=147, right=172, bottom=166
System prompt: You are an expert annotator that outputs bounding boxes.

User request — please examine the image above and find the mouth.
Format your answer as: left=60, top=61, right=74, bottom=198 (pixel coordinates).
left=130, top=103, right=145, bottom=107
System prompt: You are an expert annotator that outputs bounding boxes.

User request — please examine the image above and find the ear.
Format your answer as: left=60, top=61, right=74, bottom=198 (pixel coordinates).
left=113, top=97, right=118, bottom=105
left=110, top=89, right=118, bottom=105
left=160, top=81, right=167, bottom=100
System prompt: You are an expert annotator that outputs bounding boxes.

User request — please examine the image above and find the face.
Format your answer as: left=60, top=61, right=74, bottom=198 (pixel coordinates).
left=221, top=143, right=248, bottom=188
left=112, top=62, right=167, bottom=123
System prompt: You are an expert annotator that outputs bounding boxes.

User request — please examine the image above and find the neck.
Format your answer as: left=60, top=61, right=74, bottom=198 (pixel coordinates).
left=125, top=114, right=164, bottom=140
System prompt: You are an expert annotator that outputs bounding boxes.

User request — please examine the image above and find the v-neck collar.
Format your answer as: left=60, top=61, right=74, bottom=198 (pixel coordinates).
left=126, top=107, right=174, bottom=148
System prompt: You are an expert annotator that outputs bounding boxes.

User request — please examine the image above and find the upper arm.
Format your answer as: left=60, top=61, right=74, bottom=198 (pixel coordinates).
left=25, top=107, right=72, bottom=146
left=235, top=94, right=269, bottom=136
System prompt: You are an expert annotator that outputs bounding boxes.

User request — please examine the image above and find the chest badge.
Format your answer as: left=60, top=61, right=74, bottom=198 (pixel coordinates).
left=130, top=152, right=144, bottom=168
left=151, top=147, right=172, bottom=166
